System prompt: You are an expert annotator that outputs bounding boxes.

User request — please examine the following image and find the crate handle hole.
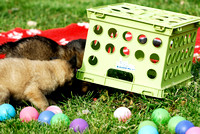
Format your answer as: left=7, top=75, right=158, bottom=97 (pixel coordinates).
left=83, top=77, right=94, bottom=82
left=107, top=68, right=133, bottom=82
left=142, top=90, right=153, bottom=96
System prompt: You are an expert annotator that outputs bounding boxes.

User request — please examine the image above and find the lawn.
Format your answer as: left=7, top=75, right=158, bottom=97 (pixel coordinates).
left=0, top=0, right=199, bottom=133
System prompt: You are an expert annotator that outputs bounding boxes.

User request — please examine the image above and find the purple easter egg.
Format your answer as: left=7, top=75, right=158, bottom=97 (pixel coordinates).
left=69, top=118, right=89, bottom=133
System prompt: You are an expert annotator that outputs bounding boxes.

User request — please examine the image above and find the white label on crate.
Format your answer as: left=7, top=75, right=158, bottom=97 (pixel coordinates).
left=116, top=58, right=135, bottom=71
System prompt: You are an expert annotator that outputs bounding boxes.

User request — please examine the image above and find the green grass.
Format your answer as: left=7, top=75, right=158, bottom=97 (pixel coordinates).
left=0, top=0, right=200, bottom=133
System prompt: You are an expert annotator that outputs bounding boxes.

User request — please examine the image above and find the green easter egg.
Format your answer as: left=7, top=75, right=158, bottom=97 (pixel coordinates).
left=50, top=113, right=70, bottom=126
left=151, top=108, right=171, bottom=125
left=138, top=120, right=158, bottom=132
left=167, top=115, right=186, bottom=134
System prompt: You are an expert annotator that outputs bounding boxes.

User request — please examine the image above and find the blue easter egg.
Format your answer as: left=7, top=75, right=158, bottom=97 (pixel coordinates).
left=38, top=111, right=55, bottom=125
left=0, top=103, right=16, bottom=121
left=138, top=125, right=159, bottom=134
left=175, top=120, right=194, bottom=134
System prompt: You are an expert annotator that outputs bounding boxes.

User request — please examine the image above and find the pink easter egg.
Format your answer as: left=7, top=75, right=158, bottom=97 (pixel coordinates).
left=45, top=105, right=62, bottom=114
left=114, top=107, right=131, bottom=122
left=19, top=106, right=39, bottom=122
left=186, top=127, right=200, bottom=134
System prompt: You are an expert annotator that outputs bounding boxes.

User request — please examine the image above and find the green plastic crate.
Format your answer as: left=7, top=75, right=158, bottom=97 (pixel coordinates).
left=76, top=3, right=200, bottom=98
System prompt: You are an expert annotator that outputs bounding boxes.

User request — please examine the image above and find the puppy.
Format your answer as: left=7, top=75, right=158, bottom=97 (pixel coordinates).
left=0, top=57, right=76, bottom=111
left=0, top=35, right=86, bottom=68
left=0, top=36, right=90, bottom=93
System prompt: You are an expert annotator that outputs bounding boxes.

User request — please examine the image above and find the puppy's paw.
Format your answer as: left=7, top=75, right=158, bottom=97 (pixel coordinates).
left=48, top=98, right=57, bottom=105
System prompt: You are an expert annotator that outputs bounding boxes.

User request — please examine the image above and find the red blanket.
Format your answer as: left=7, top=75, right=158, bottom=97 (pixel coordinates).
left=0, top=23, right=199, bottom=62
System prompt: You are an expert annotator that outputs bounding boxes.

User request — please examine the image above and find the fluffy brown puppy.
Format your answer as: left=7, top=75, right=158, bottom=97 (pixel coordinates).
left=0, top=35, right=86, bottom=68
left=0, top=36, right=90, bottom=94
left=0, top=57, right=76, bottom=111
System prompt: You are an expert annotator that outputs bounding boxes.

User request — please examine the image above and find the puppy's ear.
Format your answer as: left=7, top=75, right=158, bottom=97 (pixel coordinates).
left=68, top=55, right=77, bottom=68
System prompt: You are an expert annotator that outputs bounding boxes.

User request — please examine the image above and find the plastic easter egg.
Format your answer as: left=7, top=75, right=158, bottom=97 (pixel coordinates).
left=20, top=106, right=39, bottom=122
left=186, top=127, right=200, bottom=134
left=0, top=103, right=16, bottom=121
left=138, top=120, right=157, bottom=132
left=114, top=107, right=131, bottom=122
left=45, top=105, right=62, bottom=114
left=175, top=120, right=194, bottom=134
left=167, top=115, right=186, bottom=133
left=50, top=113, right=70, bottom=126
left=38, top=111, right=55, bottom=125
left=138, top=125, right=159, bottom=134
left=151, top=108, right=170, bottom=125
left=69, top=118, right=89, bottom=133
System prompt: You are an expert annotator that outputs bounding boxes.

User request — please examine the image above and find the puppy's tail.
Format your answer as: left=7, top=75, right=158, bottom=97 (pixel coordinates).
left=0, top=42, right=15, bottom=54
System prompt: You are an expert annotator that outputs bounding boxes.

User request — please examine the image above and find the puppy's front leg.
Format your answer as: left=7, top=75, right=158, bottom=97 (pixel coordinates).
left=0, top=86, right=10, bottom=104
left=81, top=81, right=90, bottom=93
left=24, top=83, right=49, bottom=111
